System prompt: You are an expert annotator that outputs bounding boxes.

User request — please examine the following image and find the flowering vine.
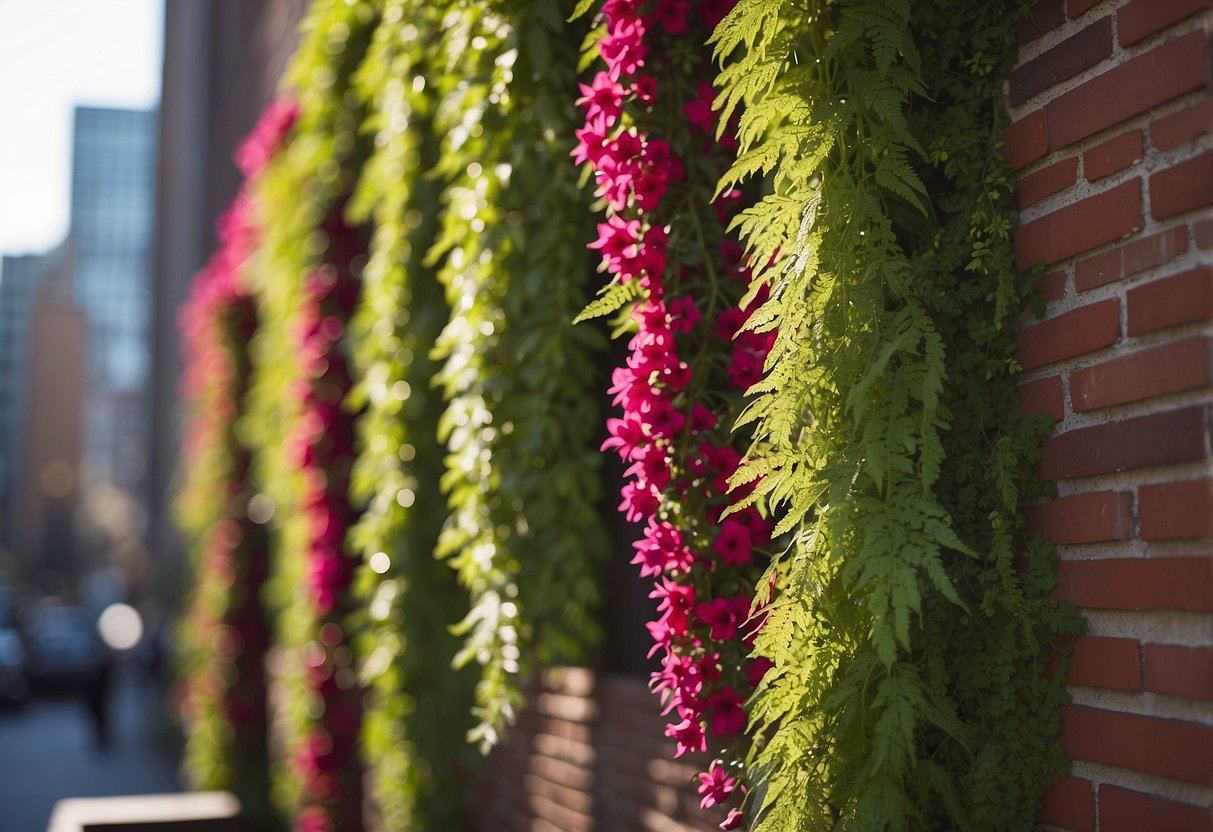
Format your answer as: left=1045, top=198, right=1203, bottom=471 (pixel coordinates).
left=241, top=1, right=379, bottom=823
left=574, top=0, right=770, bottom=826
left=177, top=99, right=297, bottom=829
left=285, top=207, right=366, bottom=832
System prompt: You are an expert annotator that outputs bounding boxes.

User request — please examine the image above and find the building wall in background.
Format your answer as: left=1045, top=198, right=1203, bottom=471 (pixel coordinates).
left=148, top=0, right=309, bottom=598
left=0, top=252, right=51, bottom=553
left=14, top=273, right=87, bottom=592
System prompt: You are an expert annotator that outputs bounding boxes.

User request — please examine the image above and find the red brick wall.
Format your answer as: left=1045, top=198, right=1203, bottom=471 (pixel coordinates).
left=479, top=669, right=718, bottom=832
left=1007, top=1, right=1213, bottom=829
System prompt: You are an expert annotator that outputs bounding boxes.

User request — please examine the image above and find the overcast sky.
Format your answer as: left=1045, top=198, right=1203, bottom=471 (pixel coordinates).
left=0, top=0, right=162, bottom=255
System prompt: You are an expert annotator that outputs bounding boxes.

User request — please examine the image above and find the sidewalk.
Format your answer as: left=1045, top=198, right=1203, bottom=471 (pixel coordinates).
left=0, top=661, right=182, bottom=832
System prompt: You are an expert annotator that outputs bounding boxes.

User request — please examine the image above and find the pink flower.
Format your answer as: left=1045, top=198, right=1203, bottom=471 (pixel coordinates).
left=632, top=75, right=658, bottom=104
left=694, top=594, right=750, bottom=641
left=697, top=761, right=739, bottom=809
left=707, top=685, right=746, bottom=736
left=602, top=414, right=648, bottom=461
left=619, top=479, right=660, bottom=522
left=713, top=518, right=753, bottom=566
left=690, top=403, right=717, bottom=433
left=572, top=113, right=611, bottom=166
left=669, top=295, right=701, bottom=333
left=651, top=577, right=695, bottom=634
left=746, top=656, right=774, bottom=688
left=632, top=518, right=695, bottom=577
left=720, top=809, right=745, bottom=830
left=577, top=71, right=626, bottom=126
left=665, top=716, right=706, bottom=757
left=683, top=81, right=718, bottom=133
left=599, top=19, right=648, bottom=76
left=699, top=0, right=737, bottom=29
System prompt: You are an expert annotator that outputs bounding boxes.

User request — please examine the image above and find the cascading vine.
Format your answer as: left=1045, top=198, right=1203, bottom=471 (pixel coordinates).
left=573, top=0, right=776, bottom=826
left=285, top=210, right=366, bottom=832
left=176, top=100, right=296, bottom=829
left=242, top=0, right=379, bottom=825
left=426, top=0, right=608, bottom=750
left=345, top=0, right=480, bottom=827
left=710, top=0, right=1080, bottom=828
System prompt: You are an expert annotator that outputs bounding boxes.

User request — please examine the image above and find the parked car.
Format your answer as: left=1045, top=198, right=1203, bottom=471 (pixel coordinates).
left=23, top=602, right=107, bottom=689
left=0, top=587, right=27, bottom=704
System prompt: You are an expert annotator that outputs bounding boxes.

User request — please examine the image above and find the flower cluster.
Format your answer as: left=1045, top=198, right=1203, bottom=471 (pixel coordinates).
left=576, top=1, right=772, bottom=827
left=286, top=208, right=367, bottom=832
left=176, top=99, right=297, bottom=825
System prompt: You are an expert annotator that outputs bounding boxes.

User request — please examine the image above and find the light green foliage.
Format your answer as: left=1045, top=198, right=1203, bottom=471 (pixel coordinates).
left=243, top=0, right=378, bottom=816
left=425, top=0, right=607, bottom=751
left=346, top=1, right=479, bottom=826
left=712, top=0, right=1080, bottom=828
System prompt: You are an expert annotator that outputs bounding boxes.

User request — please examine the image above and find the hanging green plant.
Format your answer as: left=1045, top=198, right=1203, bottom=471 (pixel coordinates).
left=710, top=0, right=1081, bottom=828
left=424, top=0, right=609, bottom=750
left=345, top=1, right=481, bottom=827
left=242, top=0, right=379, bottom=823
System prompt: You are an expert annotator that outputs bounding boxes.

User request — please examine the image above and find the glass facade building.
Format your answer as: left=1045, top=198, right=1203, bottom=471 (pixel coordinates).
left=69, top=106, right=157, bottom=491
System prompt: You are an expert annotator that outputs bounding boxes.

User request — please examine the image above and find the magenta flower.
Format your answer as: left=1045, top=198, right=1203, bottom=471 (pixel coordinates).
left=665, top=716, right=707, bottom=757
left=602, top=414, right=648, bottom=461
left=713, top=518, right=753, bottom=566
left=577, top=70, right=626, bottom=126
left=683, top=81, right=718, bottom=133
left=720, top=809, right=745, bottom=830
left=707, top=685, right=746, bottom=736
left=697, top=761, right=739, bottom=809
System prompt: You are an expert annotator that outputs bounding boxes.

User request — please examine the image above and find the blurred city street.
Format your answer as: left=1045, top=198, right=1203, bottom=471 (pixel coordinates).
left=0, top=661, right=181, bottom=832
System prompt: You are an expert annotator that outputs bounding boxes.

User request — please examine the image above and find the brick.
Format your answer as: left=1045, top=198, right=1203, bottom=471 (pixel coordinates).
left=1003, top=110, right=1049, bottom=172
left=1126, top=266, right=1213, bottom=335
left=1084, top=130, right=1143, bottom=181
left=1038, top=406, right=1208, bottom=480
left=1152, top=100, right=1213, bottom=151
left=1151, top=149, right=1213, bottom=220
left=1035, top=270, right=1068, bottom=304
left=1140, top=479, right=1213, bottom=540
left=1046, top=32, right=1208, bottom=151
left=1146, top=644, right=1213, bottom=700
left=1067, top=0, right=1101, bottom=16
left=1037, top=775, right=1095, bottom=832
left=1075, top=226, right=1190, bottom=291
left=1019, top=0, right=1065, bottom=44
left=1019, top=157, right=1079, bottom=209
left=1019, top=374, right=1065, bottom=421
left=1010, top=17, right=1112, bottom=106
left=1071, top=337, right=1213, bottom=411
left=1068, top=635, right=1141, bottom=690
left=1100, top=785, right=1213, bottom=832
left=1016, top=299, right=1120, bottom=371
left=1075, top=247, right=1124, bottom=291
left=1062, top=705, right=1213, bottom=785
left=1197, top=220, right=1213, bottom=250
left=1054, top=557, right=1213, bottom=611
left=1026, top=491, right=1133, bottom=543
left=1118, top=0, right=1213, bottom=47
left=1015, top=181, right=1142, bottom=270
left=1121, top=225, right=1191, bottom=278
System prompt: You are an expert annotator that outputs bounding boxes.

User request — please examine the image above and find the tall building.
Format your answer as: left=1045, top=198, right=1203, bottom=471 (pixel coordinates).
left=0, top=252, right=51, bottom=548
left=12, top=269, right=87, bottom=591
left=70, top=106, right=157, bottom=495
left=148, top=0, right=308, bottom=591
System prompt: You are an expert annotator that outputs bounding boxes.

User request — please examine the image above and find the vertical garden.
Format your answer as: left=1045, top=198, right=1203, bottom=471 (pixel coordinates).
left=176, top=0, right=1080, bottom=830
